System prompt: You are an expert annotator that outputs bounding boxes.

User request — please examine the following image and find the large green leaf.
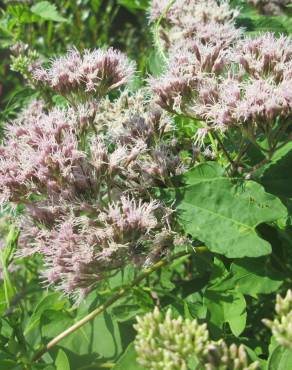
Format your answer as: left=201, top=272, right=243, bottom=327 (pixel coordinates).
left=55, top=312, right=122, bottom=360
left=176, top=167, right=287, bottom=258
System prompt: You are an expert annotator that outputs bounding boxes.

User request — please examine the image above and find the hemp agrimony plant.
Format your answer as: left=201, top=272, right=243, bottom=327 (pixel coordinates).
left=0, top=1, right=291, bottom=369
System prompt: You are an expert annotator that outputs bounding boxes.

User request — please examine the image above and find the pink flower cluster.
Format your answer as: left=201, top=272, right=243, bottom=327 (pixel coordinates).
left=19, top=196, right=171, bottom=300
left=149, top=0, right=241, bottom=49
left=1, top=83, right=184, bottom=299
left=0, top=102, right=90, bottom=205
left=33, top=47, right=136, bottom=99
left=149, top=0, right=239, bottom=25
left=150, top=42, right=231, bottom=112
left=151, top=32, right=292, bottom=136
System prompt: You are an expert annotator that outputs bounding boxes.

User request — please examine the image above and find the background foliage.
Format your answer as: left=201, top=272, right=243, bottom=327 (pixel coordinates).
left=0, top=1, right=291, bottom=369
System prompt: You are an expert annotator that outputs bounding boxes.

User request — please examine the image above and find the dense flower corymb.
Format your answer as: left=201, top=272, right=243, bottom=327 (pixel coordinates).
left=151, top=32, right=292, bottom=148
left=33, top=47, right=136, bottom=99
left=0, top=103, right=89, bottom=205
left=149, top=0, right=241, bottom=50
left=1, top=85, right=185, bottom=300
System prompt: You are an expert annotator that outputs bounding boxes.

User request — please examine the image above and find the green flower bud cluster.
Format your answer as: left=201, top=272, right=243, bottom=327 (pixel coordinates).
left=203, top=340, right=259, bottom=370
left=10, top=42, right=40, bottom=82
left=263, top=289, right=292, bottom=349
left=134, top=307, right=259, bottom=370
left=134, top=307, right=209, bottom=370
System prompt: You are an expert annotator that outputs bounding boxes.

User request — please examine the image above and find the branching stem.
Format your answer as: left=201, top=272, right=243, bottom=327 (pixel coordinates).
left=32, top=248, right=206, bottom=362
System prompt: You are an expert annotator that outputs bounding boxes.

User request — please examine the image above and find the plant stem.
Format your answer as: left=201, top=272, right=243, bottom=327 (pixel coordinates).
left=213, top=131, right=235, bottom=169
left=153, top=0, right=175, bottom=61
left=32, top=248, right=205, bottom=362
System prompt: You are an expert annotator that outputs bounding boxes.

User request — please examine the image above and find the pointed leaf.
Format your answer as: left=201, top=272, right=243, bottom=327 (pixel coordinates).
left=31, top=1, right=67, bottom=22
left=55, top=349, right=70, bottom=370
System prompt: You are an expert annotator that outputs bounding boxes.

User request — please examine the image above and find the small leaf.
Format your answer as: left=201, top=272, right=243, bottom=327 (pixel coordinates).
left=204, top=290, right=246, bottom=337
left=24, top=292, right=66, bottom=335
left=230, top=258, right=283, bottom=296
left=117, top=0, right=149, bottom=11
left=55, top=349, right=70, bottom=370
left=31, top=1, right=67, bottom=22
left=0, top=226, right=19, bottom=308
left=268, top=345, right=292, bottom=370
left=112, top=342, right=146, bottom=370
left=260, top=143, right=292, bottom=223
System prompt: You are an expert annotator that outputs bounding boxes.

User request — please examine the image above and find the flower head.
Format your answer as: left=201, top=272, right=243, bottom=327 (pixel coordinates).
left=33, top=47, right=136, bottom=99
left=236, top=33, right=292, bottom=82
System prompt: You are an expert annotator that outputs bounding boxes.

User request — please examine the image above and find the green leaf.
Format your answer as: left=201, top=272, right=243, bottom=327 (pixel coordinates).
left=229, top=258, right=283, bottom=296
left=204, top=290, right=246, bottom=337
left=0, top=226, right=19, bottom=308
left=112, top=342, right=146, bottom=370
left=117, top=0, right=149, bottom=10
left=237, top=13, right=292, bottom=35
left=6, top=4, right=38, bottom=24
left=24, top=292, right=67, bottom=335
left=147, top=50, right=166, bottom=76
left=52, top=312, right=122, bottom=360
left=268, top=345, right=292, bottom=370
left=55, top=349, right=70, bottom=370
left=180, top=162, right=225, bottom=185
left=31, top=1, right=67, bottom=22
left=260, top=143, right=292, bottom=223
left=176, top=168, right=287, bottom=258
left=39, top=293, right=124, bottom=368
left=112, top=304, right=142, bottom=322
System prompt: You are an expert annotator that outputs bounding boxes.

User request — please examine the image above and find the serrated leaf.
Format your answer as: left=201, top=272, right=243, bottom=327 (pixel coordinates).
left=176, top=172, right=287, bottom=258
left=31, top=1, right=67, bottom=22
left=55, top=349, right=70, bottom=370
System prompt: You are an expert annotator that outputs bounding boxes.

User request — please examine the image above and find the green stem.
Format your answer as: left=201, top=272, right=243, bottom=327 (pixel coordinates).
left=32, top=248, right=203, bottom=362
left=213, top=131, right=235, bottom=169
left=153, top=0, right=175, bottom=61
